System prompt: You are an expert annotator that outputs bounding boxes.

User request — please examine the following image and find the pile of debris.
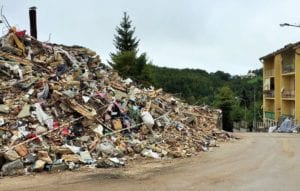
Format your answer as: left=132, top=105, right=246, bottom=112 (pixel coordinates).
left=268, top=117, right=300, bottom=133
left=0, top=28, right=232, bottom=176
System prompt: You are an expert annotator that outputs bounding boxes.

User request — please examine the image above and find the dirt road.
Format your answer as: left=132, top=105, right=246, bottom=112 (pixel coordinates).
left=1, top=133, right=300, bottom=191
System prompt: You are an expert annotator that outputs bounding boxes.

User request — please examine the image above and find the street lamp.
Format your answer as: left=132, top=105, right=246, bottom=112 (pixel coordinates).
left=279, top=23, right=300, bottom=28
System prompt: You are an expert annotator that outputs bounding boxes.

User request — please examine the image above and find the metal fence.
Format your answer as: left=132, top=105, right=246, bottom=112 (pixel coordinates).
left=264, top=69, right=274, bottom=77
left=233, top=121, right=248, bottom=132
left=282, top=64, right=295, bottom=74
left=253, top=118, right=298, bottom=132
left=253, top=120, right=277, bottom=132
left=282, top=90, right=295, bottom=98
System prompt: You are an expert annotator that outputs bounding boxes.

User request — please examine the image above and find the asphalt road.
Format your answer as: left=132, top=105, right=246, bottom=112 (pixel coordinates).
left=1, top=133, right=300, bottom=191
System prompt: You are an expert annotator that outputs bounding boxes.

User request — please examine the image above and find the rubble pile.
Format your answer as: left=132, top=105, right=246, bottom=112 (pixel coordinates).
left=0, top=28, right=232, bottom=176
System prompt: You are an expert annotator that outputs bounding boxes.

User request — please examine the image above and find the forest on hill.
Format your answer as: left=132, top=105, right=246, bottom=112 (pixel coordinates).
left=109, top=12, right=262, bottom=131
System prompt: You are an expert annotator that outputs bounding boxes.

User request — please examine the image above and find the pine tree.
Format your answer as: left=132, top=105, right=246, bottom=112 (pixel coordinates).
left=113, top=12, right=139, bottom=54
left=110, top=51, right=136, bottom=77
left=109, top=12, right=153, bottom=84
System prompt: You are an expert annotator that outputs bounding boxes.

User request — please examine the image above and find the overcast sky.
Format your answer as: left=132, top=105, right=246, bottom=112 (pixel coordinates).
left=3, top=0, right=300, bottom=75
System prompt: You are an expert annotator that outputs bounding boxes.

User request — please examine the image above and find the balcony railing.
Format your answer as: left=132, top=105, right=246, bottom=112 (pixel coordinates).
left=264, top=69, right=274, bottom=77
left=282, top=64, right=295, bottom=74
left=282, top=90, right=295, bottom=98
left=264, top=90, right=274, bottom=98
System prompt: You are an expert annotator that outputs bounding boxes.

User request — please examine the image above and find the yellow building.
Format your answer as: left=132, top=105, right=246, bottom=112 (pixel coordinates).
left=260, top=42, right=300, bottom=124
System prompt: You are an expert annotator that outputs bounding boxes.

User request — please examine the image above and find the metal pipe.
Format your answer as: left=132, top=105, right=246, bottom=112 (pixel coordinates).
left=29, top=6, right=37, bottom=39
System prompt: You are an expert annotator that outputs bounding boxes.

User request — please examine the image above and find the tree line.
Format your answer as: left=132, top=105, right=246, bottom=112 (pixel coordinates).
left=109, top=12, right=263, bottom=132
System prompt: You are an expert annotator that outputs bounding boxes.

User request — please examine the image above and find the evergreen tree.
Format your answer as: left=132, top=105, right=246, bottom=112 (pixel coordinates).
left=113, top=12, right=139, bottom=54
left=110, top=12, right=152, bottom=83
left=110, top=51, right=136, bottom=77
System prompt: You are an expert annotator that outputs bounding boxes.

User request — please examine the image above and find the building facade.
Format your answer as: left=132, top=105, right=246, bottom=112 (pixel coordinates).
left=260, top=42, right=300, bottom=124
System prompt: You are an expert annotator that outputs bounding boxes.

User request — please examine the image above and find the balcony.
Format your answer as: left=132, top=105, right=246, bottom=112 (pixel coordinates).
left=282, top=64, right=295, bottom=74
left=264, top=69, right=274, bottom=77
left=282, top=90, right=295, bottom=99
left=265, top=111, right=275, bottom=120
left=264, top=90, right=274, bottom=98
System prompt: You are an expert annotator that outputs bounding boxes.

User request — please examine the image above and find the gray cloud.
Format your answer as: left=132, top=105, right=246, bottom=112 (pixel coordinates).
left=2, top=0, right=300, bottom=75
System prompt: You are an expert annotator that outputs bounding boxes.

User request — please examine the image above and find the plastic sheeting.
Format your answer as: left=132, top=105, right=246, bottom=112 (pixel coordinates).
left=141, top=111, right=154, bottom=128
left=34, top=103, right=53, bottom=129
left=277, top=118, right=293, bottom=133
left=268, top=126, right=277, bottom=133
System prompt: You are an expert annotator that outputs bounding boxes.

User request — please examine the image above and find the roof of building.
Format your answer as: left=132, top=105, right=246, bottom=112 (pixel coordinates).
left=259, top=41, right=300, bottom=61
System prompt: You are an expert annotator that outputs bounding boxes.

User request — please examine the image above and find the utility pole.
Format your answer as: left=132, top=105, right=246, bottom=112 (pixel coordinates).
left=253, top=87, right=256, bottom=132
